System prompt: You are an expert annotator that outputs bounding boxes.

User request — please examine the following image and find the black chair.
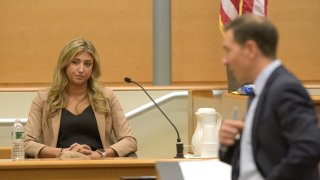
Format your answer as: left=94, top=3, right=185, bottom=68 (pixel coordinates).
left=126, top=152, right=138, bottom=157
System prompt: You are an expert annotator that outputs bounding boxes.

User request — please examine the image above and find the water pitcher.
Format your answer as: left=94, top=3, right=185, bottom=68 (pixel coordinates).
left=191, top=108, right=221, bottom=157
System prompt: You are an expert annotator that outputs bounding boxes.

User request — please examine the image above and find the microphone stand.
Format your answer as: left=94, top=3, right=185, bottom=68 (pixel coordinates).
left=124, top=77, right=184, bottom=158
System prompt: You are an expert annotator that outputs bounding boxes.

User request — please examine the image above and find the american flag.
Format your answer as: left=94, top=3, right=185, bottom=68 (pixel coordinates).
left=219, top=0, right=268, bottom=34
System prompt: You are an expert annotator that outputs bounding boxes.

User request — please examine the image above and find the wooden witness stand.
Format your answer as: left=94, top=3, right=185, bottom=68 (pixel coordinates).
left=1, top=147, right=158, bottom=179
left=1, top=90, right=319, bottom=179
left=0, top=156, right=201, bottom=179
left=0, top=147, right=205, bottom=180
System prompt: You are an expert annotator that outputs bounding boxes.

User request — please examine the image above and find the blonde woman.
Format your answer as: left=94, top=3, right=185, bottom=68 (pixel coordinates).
left=24, top=38, right=137, bottom=158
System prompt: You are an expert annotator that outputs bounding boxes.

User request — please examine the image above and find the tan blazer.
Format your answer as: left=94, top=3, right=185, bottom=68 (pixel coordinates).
left=24, top=88, right=137, bottom=157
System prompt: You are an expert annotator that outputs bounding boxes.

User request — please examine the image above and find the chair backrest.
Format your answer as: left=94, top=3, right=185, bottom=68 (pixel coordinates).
left=126, top=152, right=138, bottom=157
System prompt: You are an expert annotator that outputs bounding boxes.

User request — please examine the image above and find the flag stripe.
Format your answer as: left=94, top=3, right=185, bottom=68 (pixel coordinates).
left=264, top=0, right=268, bottom=16
left=219, top=0, right=268, bottom=35
left=220, top=4, right=232, bottom=25
left=253, top=0, right=266, bottom=16
left=242, top=0, right=254, bottom=14
left=221, top=0, right=240, bottom=20
left=231, top=0, right=241, bottom=12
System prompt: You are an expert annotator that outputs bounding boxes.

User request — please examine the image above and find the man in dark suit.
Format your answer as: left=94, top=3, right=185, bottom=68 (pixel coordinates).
left=219, top=14, right=320, bottom=180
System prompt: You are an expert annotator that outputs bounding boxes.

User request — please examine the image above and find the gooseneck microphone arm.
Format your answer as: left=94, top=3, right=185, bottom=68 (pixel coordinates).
left=124, top=77, right=184, bottom=158
left=124, top=77, right=181, bottom=140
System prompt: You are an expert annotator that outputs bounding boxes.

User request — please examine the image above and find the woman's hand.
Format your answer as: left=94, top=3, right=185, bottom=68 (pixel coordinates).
left=66, top=143, right=92, bottom=155
left=86, top=148, right=119, bottom=159
left=87, top=151, right=104, bottom=159
left=62, top=144, right=119, bottom=159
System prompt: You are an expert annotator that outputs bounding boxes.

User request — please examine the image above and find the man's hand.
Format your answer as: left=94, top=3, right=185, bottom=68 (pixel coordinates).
left=219, top=119, right=244, bottom=147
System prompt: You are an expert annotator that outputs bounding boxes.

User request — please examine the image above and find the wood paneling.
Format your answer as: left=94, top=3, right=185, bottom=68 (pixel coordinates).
left=172, top=0, right=224, bottom=84
left=270, top=0, right=320, bottom=83
left=172, top=0, right=320, bottom=84
left=0, top=0, right=152, bottom=87
left=0, top=158, right=200, bottom=179
left=0, top=158, right=158, bottom=179
left=0, top=1, right=319, bottom=87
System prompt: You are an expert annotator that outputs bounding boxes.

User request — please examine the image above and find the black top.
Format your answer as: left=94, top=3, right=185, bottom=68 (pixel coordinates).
left=57, top=105, right=103, bottom=151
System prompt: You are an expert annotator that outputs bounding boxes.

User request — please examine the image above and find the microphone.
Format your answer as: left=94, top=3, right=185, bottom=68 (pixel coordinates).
left=124, top=77, right=184, bottom=158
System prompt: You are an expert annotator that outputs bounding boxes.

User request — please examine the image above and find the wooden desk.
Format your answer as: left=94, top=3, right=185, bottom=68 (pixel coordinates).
left=0, top=147, right=11, bottom=159
left=0, top=158, right=184, bottom=179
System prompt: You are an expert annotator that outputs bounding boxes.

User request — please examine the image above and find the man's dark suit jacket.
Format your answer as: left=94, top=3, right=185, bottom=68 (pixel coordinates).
left=219, top=65, right=320, bottom=180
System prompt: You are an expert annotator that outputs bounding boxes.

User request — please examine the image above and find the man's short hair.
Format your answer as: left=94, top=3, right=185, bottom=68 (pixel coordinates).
left=225, top=14, right=278, bottom=59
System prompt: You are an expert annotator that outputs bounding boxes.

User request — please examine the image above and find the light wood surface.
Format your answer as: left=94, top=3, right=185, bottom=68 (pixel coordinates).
left=0, top=158, right=156, bottom=179
left=0, top=157, right=197, bottom=179
left=172, top=0, right=223, bottom=83
left=313, top=96, right=320, bottom=104
left=0, top=147, right=11, bottom=159
left=0, top=147, right=205, bottom=179
left=1, top=0, right=320, bottom=87
left=270, top=1, right=320, bottom=82
left=0, top=85, right=227, bottom=92
left=171, top=0, right=320, bottom=84
left=0, top=0, right=152, bottom=87
left=1, top=84, right=319, bottom=92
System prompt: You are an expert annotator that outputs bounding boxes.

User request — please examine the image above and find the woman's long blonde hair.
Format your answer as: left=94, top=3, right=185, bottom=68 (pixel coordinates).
left=46, top=38, right=108, bottom=121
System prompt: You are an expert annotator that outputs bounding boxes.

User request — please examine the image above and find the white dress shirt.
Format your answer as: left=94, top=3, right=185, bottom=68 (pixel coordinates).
left=239, top=60, right=281, bottom=180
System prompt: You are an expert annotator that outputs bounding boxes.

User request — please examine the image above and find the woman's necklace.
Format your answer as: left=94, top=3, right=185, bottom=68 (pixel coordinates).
left=68, top=94, right=88, bottom=115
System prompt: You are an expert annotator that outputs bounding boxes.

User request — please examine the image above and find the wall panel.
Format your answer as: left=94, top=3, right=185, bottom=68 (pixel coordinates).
left=1, top=1, right=319, bottom=87
left=172, top=0, right=320, bottom=84
left=0, top=0, right=153, bottom=87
